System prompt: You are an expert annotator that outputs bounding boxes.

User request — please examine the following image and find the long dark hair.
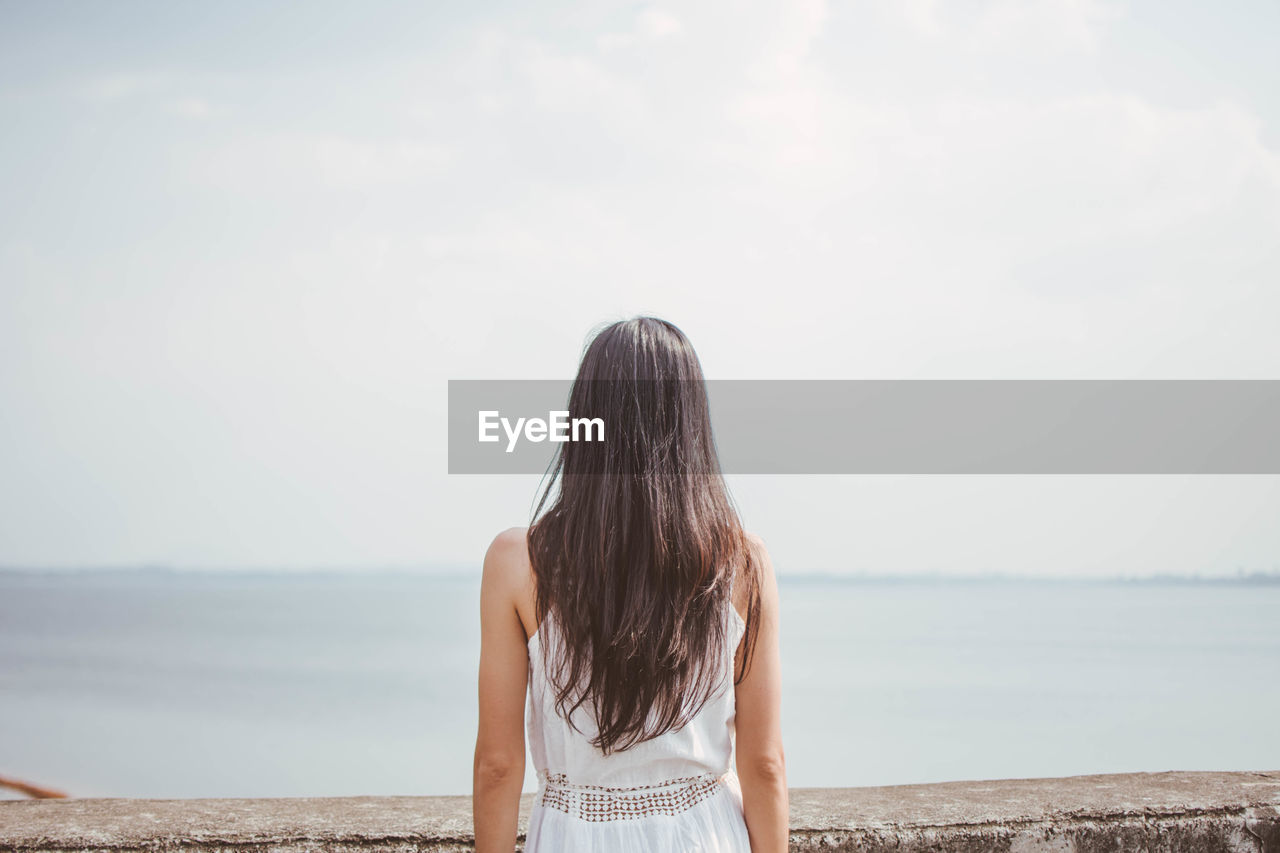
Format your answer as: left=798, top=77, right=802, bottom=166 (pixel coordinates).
left=527, top=317, right=761, bottom=755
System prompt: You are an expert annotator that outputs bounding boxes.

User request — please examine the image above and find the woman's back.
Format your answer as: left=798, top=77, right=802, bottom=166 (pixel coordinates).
left=523, top=579, right=751, bottom=850
left=472, top=318, right=787, bottom=852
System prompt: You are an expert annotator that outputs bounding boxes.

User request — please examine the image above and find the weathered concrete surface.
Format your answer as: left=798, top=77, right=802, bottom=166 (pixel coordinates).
left=786, top=770, right=1280, bottom=851
left=1, top=770, right=1277, bottom=852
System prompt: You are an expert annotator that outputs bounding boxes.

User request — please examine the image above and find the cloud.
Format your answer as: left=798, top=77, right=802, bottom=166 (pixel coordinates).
left=597, top=5, right=685, bottom=51
left=637, top=7, right=684, bottom=39
left=188, top=133, right=453, bottom=192
left=868, top=0, right=1119, bottom=52
left=75, top=70, right=230, bottom=124
left=969, top=0, right=1121, bottom=53
left=168, top=97, right=219, bottom=120
left=77, top=71, right=173, bottom=103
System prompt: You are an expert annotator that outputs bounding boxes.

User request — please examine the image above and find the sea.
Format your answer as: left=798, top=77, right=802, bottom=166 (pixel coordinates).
left=1, top=570, right=1276, bottom=799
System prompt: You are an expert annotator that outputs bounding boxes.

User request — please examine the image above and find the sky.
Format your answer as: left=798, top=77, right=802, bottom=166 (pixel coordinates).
left=1, top=0, right=1278, bottom=576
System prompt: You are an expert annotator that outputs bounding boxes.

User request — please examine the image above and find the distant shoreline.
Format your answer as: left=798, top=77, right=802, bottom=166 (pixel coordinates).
left=1, top=566, right=1277, bottom=584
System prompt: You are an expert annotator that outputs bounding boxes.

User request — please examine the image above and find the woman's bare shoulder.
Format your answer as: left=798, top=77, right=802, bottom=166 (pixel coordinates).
left=483, top=526, right=532, bottom=585
left=733, top=531, right=775, bottom=615
left=743, top=532, right=775, bottom=578
left=487, top=526, right=529, bottom=556
left=483, top=527, right=536, bottom=640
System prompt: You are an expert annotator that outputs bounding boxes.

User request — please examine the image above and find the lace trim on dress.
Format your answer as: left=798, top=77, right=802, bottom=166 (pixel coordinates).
left=538, top=770, right=730, bottom=822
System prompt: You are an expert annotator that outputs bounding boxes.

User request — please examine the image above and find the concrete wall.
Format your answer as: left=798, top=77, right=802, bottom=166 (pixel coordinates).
left=2, top=770, right=1277, bottom=852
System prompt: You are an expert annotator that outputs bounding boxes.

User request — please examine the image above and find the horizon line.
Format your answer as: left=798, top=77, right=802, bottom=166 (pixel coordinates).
left=1, top=565, right=1277, bottom=584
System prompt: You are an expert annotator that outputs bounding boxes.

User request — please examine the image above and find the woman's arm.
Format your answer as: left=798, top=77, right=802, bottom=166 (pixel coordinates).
left=734, top=534, right=789, bottom=852
left=473, top=528, right=531, bottom=852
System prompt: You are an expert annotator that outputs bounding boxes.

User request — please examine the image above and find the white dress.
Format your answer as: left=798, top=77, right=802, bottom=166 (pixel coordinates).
left=524, top=592, right=752, bottom=852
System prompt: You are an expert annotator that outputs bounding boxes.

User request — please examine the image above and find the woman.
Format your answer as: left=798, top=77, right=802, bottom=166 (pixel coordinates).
left=473, top=317, right=788, bottom=852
